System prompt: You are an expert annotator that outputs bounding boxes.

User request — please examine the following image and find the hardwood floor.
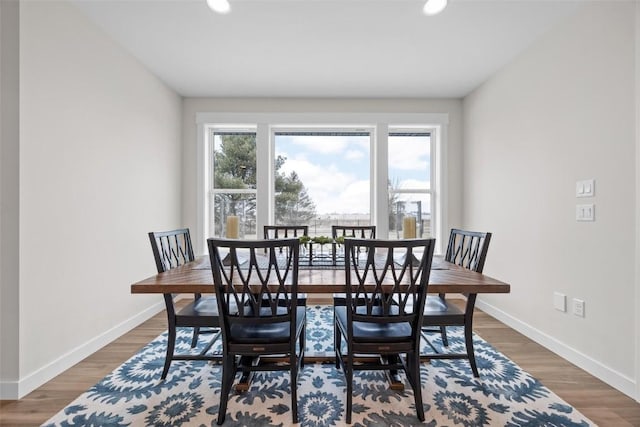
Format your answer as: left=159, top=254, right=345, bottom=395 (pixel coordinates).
left=1, top=297, right=639, bottom=426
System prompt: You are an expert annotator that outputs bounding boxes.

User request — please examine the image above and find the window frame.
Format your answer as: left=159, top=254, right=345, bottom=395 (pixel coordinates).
left=196, top=112, right=448, bottom=254
left=270, top=126, right=375, bottom=227
left=203, top=125, right=258, bottom=240
left=387, top=127, right=435, bottom=239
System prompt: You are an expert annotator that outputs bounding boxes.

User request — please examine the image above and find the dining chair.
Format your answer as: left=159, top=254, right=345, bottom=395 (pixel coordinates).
left=421, top=228, right=492, bottom=377
left=263, top=224, right=309, bottom=239
left=148, top=229, right=221, bottom=379
left=264, top=225, right=308, bottom=306
left=208, top=237, right=305, bottom=425
left=334, top=238, right=436, bottom=424
left=331, top=225, right=376, bottom=263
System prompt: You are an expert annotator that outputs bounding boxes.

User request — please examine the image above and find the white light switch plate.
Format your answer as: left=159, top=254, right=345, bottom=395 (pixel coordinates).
left=576, top=179, right=595, bottom=198
left=576, top=204, right=595, bottom=221
left=553, top=292, right=566, bottom=312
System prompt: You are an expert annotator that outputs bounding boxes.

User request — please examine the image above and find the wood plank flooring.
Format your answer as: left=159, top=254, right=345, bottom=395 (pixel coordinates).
left=1, top=297, right=639, bottom=426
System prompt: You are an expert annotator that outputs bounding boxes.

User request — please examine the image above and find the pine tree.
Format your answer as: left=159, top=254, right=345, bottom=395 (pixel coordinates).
left=213, top=135, right=316, bottom=230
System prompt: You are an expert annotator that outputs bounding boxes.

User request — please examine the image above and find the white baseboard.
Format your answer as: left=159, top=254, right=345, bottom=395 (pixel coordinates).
left=0, top=380, right=18, bottom=401
left=0, top=301, right=165, bottom=400
left=476, top=298, right=637, bottom=400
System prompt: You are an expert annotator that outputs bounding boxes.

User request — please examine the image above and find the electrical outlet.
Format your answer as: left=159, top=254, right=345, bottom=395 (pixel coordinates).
left=553, top=292, right=566, bottom=312
left=572, top=298, right=585, bottom=317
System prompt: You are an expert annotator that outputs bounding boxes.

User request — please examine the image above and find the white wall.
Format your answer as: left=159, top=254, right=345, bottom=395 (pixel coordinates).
left=635, top=0, right=640, bottom=401
left=2, top=0, right=183, bottom=398
left=181, top=98, right=464, bottom=250
left=0, top=0, right=21, bottom=397
left=464, top=2, right=637, bottom=397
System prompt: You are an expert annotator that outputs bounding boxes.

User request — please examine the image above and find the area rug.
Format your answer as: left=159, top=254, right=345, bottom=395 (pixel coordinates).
left=43, top=306, right=595, bottom=426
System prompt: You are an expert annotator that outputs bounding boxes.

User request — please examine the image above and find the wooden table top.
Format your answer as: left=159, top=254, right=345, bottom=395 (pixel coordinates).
left=131, top=256, right=510, bottom=295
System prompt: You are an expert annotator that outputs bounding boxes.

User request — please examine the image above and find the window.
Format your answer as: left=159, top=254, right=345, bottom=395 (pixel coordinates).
left=273, top=129, right=371, bottom=236
left=388, top=130, right=432, bottom=239
left=206, top=128, right=257, bottom=239
left=197, top=113, right=447, bottom=254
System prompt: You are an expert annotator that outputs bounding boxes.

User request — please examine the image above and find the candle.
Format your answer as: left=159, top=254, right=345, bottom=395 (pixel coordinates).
left=403, top=216, right=416, bottom=239
left=226, top=215, right=239, bottom=239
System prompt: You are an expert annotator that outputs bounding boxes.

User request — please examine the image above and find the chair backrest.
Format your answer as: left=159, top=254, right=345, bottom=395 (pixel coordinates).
left=343, top=238, right=435, bottom=330
left=148, top=228, right=195, bottom=273
left=444, top=228, right=492, bottom=273
left=207, top=238, right=300, bottom=335
left=332, top=225, right=376, bottom=239
left=264, top=225, right=309, bottom=240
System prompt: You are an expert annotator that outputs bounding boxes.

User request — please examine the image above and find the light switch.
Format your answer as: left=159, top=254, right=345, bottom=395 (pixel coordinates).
left=576, top=179, right=595, bottom=198
left=576, top=204, right=595, bottom=221
left=553, top=292, right=566, bottom=312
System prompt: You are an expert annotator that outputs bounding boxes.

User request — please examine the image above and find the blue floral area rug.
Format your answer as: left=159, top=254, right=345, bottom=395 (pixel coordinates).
left=43, top=306, right=595, bottom=426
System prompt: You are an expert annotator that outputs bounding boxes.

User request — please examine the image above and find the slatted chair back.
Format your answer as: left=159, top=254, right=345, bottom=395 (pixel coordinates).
left=445, top=229, right=492, bottom=273
left=208, top=238, right=301, bottom=341
left=344, top=238, right=435, bottom=333
left=148, top=228, right=195, bottom=273
left=207, top=237, right=304, bottom=424
left=336, top=237, right=436, bottom=423
left=332, top=225, right=376, bottom=240
left=148, top=228, right=220, bottom=380
left=264, top=225, right=309, bottom=240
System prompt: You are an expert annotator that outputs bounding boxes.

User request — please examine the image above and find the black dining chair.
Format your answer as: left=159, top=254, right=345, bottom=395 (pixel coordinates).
left=148, top=229, right=222, bottom=379
left=264, top=225, right=308, bottom=306
left=331, top=225, right=376, bottom=305
left=208, top=237, right=305, bottom=425
left=421, top=228, right=492, bottom=377
left=334, top=238, right=436, bottom=424
left=331, top=225, right=375, bottom=265
left=263, top=224, right=308, bottom=240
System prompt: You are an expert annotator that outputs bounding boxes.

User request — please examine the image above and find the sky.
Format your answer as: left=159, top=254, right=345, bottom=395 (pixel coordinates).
left=275, top=133, right=430, bottom=215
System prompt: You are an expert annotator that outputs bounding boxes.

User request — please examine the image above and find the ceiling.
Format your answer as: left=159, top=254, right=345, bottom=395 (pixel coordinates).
left=72, top=0, right=582, bottom=98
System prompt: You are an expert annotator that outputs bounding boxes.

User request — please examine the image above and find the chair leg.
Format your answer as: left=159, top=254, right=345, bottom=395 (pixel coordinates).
left=465, top=321, right=479, bottom=377
left=334, top=316, right=341, bottom=368
left=217, top=355, right=236, bottom=425
left=464, top=294, right=480, bottom=378
left=440, top=326, right=449, bottom=347
left=161, top=294, right=177, bottom=380
left=300, top=323, right=306, bottom=368
left=191, top=327, right=200, bottom=348
left=291, top=354, right=299, bottom=423
left=409, top=351, right=425, bottom=421
left=161, top=326, right=176, bottom=380
left=345, top=353, right=353, bottom=424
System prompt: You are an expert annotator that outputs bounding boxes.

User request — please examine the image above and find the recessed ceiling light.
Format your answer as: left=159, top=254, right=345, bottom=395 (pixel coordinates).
left=423, top=0, right=448, bottom=16
left=207, top=0, right=231, bottom=14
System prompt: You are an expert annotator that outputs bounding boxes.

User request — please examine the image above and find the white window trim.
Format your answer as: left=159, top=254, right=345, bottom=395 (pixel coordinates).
left=196, top=112, right=449, bottom=254
left=270, top=125, right=375, bottom=226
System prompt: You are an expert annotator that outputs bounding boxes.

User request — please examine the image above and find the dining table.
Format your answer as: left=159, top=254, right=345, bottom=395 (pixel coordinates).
left=131, top=255, right=510, bottom=295
left=131, top=254, right=510, bottom=390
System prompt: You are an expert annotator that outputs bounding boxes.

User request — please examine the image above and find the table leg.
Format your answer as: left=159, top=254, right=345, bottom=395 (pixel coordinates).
left=385, top=355, right=405, bottom=391
left=234, top=356, right=258, bottom=393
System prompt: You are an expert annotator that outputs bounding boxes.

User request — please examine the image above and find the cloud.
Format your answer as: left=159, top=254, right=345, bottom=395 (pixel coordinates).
left=345, top=149, right=364, bottom=160
left=280, top=157, right=368, bottom=214
left=389, top=141, right=429, bottom=170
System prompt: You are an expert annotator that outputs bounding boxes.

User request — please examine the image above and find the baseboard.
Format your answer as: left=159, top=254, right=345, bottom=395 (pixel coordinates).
left=0, top=381, right=18, bottom=401
left=0, top=300, right=165, bottom=400
left=476, top=298, right=637, bottom=400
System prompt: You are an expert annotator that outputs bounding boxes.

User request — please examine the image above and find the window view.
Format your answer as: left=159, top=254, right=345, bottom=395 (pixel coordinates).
left=202, top=118, right=440, bottom=252
left=388, top=131, right=431, bottom=239
left=273, top=131, right=371, bottom=236
left=210, top=130, right=257, bottom=239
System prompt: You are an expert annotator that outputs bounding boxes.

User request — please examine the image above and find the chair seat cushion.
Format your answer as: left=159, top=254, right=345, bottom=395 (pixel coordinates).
left=230, top=306, right=306, bottom=344
left=178, top=296, right=219, bottom=317
left=423, top=295, right=464, bottom=316
left=335, top=306, right=412, bottom=342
